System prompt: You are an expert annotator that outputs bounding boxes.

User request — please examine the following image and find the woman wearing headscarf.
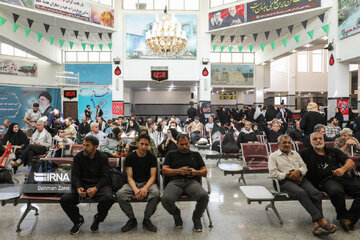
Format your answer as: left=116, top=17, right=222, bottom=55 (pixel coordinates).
left=3, top=122, right=29, bottom=160
left=159, top=128, right=178, bottom=156
left=101, top=127, right=125, bottom=158
left=211, top=120, right=226, bottom=152
left=125, top=119, right=140, bottom=136
left=300, top=102, right=324, bottom=137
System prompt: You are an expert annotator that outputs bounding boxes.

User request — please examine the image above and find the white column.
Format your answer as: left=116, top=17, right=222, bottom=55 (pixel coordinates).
left=327, top=1, right=350, bottom=122
left=287, top=54, right=296, bottom=111
left=254, top=65, right=269, bottom=106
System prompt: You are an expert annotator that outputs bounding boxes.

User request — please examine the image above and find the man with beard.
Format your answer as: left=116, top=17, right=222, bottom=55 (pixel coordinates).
left=223, top=6, right=244, bottom=27
left=23, top=103, right=41, bottom=135
left=39, top=91, right=54, bottom=118
left=300, top=132, right=360, bottom=232
left=325, top=117, right=341, bottom=141
left=60, top=136, right=114, bottom=234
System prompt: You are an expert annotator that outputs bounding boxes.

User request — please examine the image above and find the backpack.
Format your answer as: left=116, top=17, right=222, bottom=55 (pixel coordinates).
left=109, top=166, right=126, bottom=193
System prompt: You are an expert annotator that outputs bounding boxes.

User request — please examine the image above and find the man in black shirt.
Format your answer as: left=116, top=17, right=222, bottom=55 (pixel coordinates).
left=60, top=136, right=114, bottom=235
left=263, top=119, right=288, bottom=142
left=300, top=132, right=360, bottom=232
left=116, top=134, right=160, bottom=232
left=187, top=101, right=197, bottom=121
left=161, top=134, right=209, bottom=232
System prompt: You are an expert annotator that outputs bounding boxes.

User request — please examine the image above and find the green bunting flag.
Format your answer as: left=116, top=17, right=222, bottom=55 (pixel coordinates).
left=249, top=45, right=254, bottom=52
left=212, top=45, right=217, bottom=51
left=108, top=43, right=112, bottom=50
left=69, top=41, right=74, bottom=49
left=81, top=43, right=86, bottom=51
left=307, top=30, right=314, bottom=39
left=0, top=17, right=7, bottom=26
left=228, top=46, right=233, bottom=53
left=322, top=24, right=329, bottom=34
left=271, top=41, right=276, bottom=50
left=37, top=33, right=43, bottom=42
left=59, top=39, right=65, bottom=48
left=98, top=44, right=103, bottom=51
left=13, top=23, right=19, bottom=32
left=49, top=37, right=55, bottom=45
left=294, top=35, right=300, bottom=43
left=238, top=46, right=243, bottom=53
left=24, top=28, right=31, bottom=37
left=90, top=44, right=94, bottom=51
left=260, top=43, right=266, bottom=51
left=282, top=39, right=288, bottom=47
left=220, top=46, right=225, bottom=52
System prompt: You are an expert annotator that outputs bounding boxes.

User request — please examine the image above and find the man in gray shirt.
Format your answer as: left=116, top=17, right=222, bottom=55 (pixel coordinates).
left=23, top=103, right=41, bottom=132
left=268, top=134, right=337, bottom=237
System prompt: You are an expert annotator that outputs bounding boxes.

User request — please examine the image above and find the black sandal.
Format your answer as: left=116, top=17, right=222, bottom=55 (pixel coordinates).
left=322, top=223, right=338, bottom=234
left=312, top=226, right=329, bottom=237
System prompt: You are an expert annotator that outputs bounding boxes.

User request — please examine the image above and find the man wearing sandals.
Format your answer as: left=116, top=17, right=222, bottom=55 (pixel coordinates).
left=269, top=134, right=338, bottom=236
left=300, top=132, right=360, bottom=232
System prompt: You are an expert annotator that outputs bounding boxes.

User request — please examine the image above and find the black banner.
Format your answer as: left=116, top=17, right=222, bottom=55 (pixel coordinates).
left=247, top=0, right=321, bottom=22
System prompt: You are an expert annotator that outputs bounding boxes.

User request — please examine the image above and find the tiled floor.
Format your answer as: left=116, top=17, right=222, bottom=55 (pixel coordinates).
left=1, top=148, right=359, bottom=239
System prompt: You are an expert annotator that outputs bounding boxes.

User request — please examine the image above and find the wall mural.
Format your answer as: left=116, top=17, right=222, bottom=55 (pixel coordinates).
left=339, top=0, right=360, bottom=39
left=78, top=87, right=112, bottom=121
left=211, top=64, right=254, bottom=86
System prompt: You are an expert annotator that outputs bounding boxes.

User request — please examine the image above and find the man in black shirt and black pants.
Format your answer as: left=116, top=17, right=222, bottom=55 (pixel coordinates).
left=162, top=134, right=209, bottom=232
left=300, top=132, right=360, bottom=232
left=116, top=134, right=160, bottom=232
left=60, top=136, right=114, bottom=235
left=187, top=101, right=197, bottom=121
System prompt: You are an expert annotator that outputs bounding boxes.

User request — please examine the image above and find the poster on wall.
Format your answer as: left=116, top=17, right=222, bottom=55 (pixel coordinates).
left=91, top=4, right=114, bottom=27
left=338, top=0, right=360, bottom=39
left=0, top=86, right=61, bottom=129
left=337, top=99, right=350, bottom=115
left=208, top=4, right=245, bottom=30
left=0, top=0, right=34, bottom=8
left=246, top=0, right=321, bottom=23
left=211, top=65, right=254, bottom=86
left=112, top=102, right=124, bottom=116
left=78, top=87, right=112, bottom=121
left=0, top=59, right=38, bottom=77
left=65, top=64, right=112, bottom=85
left=126, top=14, right=197, bottom=59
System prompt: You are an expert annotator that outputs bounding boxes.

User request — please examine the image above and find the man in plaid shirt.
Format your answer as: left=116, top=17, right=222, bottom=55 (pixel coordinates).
left=325, top=117, right=341, bottom=140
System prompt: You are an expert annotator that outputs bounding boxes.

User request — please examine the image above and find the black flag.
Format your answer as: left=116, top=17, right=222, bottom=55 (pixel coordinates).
left=230, top=35, right=235, bottom=43
left=12, top=13, right=19, bottom=23
left=85, top=31, right=90, bottom=39
left=98, top=32, right=103, bottom=40
left=44, top=23, right=50, bottom=33
left=318, top=13, right=325, bottom=23
left=240, top=35, right=245, bottom=42
left=288, top=25, right=294, bottom=34
left=211, top=34, right=215, bottom=42
left=301, top=20, right=308, bottom=29
left=60, top=28, right=66, bottom=36
left=253, top=33, right=258, bottom=42
left=108, top=32, right=112, bottom=40
left=264, top=31, right=270, bottom=40
left=27, top=18, right=34, bottom=28
left=74, top=30, right=79, bottom=38
left=276, top=28, right=282, bottom=37
left=220, top=35, right=225, bottom=43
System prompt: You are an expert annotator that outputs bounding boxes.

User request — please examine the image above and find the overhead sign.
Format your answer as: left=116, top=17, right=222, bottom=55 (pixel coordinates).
left=220, top=91, right=236, bottom=100
left=151, top=66, right=168, bottom=83
left=220, top=95, right=236, bottom=100
left=208, top=4, right=245, bottom=30
left=64, top=90, right=77, bottom=99
left=112, top=102, right=124, bottom=116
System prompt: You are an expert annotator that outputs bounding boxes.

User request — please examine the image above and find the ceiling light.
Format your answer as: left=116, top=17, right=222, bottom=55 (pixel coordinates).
left=305, top=44, right=311, bottom=48
left=270, top=59, right=274, bottom=62
left=221, top=89, right=225, bottom=92
left=321, top=91, right=324, bottom=94
left=291, top=49, right=297, bottom=53
left=216, top=91, right=219, bottom=94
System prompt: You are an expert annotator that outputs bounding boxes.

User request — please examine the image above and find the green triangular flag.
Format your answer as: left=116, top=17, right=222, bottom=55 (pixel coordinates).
left=49, top=37, right=55, bottom=45
left=220, top=46, right=225, bottom=52
left=228, top=46, right=233, bottom=53
left=108, top=43, right=112, bottom=50
left=270, top=41, right=276, bottom=50
left=212, top=45, right=217, bottom=51
left=238, top=46, right=243, bottom=52
left=294, top=35, right=300, bottom=43
left=249, top=45, right=254, bottom=52
left=260, top=43, right=266, bottom=51
left=98, top=44, right=103, bottom=51
left=69, top=41, right=74, bottom=49
left=90, top=44, right=94, bottom=51
left=282, top=38, right=288, bottom=47
left=24, top=28, right=31, bottom=37
left=0, top=17, right=7, bottom=26
left=321, top=24, right=329, bottom=34
left=59, top=39, right=65, bottom=48
left=81, top=43, right=86, bottom=51
left=307, top=30, right=314, bottom=39
left=37, top=33, right=43, bottom=42
left=13, top=23, right=19, bottom=32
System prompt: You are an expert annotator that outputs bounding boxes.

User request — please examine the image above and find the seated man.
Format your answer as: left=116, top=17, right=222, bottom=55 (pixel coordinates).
left=14, top=120, right=52, bottom=167
left=85, top=122, right=107, bottom=146
left=78, top=117, right=91, bottom=143
left=269, top=135, right=337, bottom=236
left=204, top=115, right=214, bottom=136
left=126, top=126, right=158, bottom=157
left=325, top=117, right=341, bottom=141
left=186, top=116, right=204, bottom=144
left=54, top=117, right=77, bottom=145
left=300, top=132, right=360, bottom=232
left=334, top=128, right=360, bottom=156
left=47, top=109, right=64, bottom=130
left=161, top=134, right=209, bottom=232
left=116, top=134, right=160, bottom=232
left=237, top=121, right=258, bottom=144
left=263, top=119, right=288, bottom=143
left=60, top=136, right=114, bottom=234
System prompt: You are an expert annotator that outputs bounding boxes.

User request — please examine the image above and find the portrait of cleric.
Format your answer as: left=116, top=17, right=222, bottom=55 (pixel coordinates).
left=39, top=91, right=54, bottom=118
left=209, top=5, right=245, bottom=30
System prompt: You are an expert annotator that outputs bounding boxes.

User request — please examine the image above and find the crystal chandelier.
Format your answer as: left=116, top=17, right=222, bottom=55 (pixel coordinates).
left=145, top=7, right=187, bottom=57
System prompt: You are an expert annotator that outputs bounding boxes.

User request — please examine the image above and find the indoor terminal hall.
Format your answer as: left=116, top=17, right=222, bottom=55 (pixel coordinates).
left=1, top=0, right=360, bottom=239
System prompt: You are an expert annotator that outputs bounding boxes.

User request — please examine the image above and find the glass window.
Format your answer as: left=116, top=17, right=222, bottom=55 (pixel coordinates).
left=89, top=52, right=100, bottom=62
left=77, top=52, right=88, bottom=62
left=210, top=52, right=220, bottom=63
left=312, top=50, right=322, bottom=72
left=100, top=52, right=111, bottom=62
left=66, top=52, right=77, bottom=62
left=99, top=0, right=112, bottom=6
left=123, top=0, right=137, bottom=9
left=14, top=48, right=26, bottom=57
left=243, top=53, right=254, bottom=63
left=298, top=51, right=308, bottom=72
left=1, top=43, right=14, bottom=55
left=169, top=0, right=184, bottom=10
left=139, top=0, right=153, bottom=9
left=154, top=0, right=167, bottom=9
left=232, top=53, right=242, bottom=63
left=210, top=0, right=222, bottom=8
left=220, top=53, right=231, bottom=63
left=185, top=0, right=199, bottom=10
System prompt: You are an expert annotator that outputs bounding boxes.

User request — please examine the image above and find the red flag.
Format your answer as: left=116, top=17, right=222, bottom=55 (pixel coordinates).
left=0, top=143, right=12, bottom=168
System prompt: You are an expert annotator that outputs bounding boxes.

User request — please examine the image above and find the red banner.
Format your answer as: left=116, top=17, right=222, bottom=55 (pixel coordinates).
left=337, top=99, right=349, bottom=115
left=112, top=102, right=124, bottom=116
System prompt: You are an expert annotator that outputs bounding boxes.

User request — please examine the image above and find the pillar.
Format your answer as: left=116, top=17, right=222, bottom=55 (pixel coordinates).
left=287, top=54, right=296, bottom=111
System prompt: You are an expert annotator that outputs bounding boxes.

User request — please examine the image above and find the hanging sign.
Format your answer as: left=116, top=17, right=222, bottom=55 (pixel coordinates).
left=64, top=90, right=77, bottom=99
left=329, top=54, right=335, bottom=66
left=337, top=99, right=349, bottom=115
left=151, top=66, right=168, bottom=83
left=112, top=102, right=124, bottom=115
